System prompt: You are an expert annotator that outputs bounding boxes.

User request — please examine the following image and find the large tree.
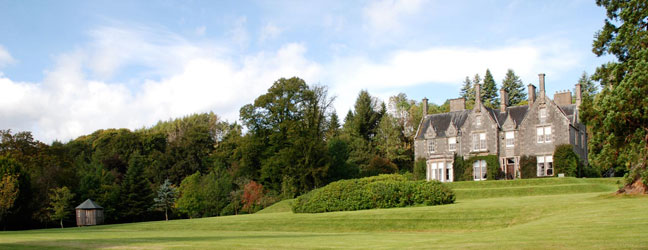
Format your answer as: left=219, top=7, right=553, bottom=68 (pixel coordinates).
left=482, top=69, right=499, bottom=108
left=501, top=69, right=527, bottom=105
left=48, top=186, right=74, bottom=228
left=460, top=76, right=474, bottom=101
left=584, top=0, right=648, bottom=193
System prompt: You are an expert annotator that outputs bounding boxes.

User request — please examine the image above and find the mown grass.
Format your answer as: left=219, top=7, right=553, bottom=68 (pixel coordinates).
left=1, top=177, right=646, bottom=249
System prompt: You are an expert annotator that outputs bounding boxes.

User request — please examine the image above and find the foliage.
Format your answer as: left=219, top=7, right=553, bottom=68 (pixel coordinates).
left=0, top=155, right=30, bottom=228
left=119, top=154, right=154, bottom=222
left=176, top=170, right=233, bottom=218
left=460, top=76, right=475, bottom=102
left=375, top=114, right=412, bottom=171
left=481, top=69, right=499, bottom=108
left=457, top=155, right=502, bottom=181
left=292, top=174, right=454, bottom=213
left=501, top=69, right=527, bottom=105
left=585, top=0, right=648, bottom=192
left=553, top=144, right=580, bottom=177
left=48, top=186, right=74, bottom=228
left=0, top=174, right=19, bottom=224
left=152, top=179, right=177, bottom=221
left=413, top=158, right=427, bottom=181
left=326, top=138, right=358, bottom=183
left=520, top=155, right=537, bottom=179
left=241, top=181, right=264, bottom=214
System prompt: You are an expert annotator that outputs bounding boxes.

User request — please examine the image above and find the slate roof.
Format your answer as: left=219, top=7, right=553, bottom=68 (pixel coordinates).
left=76, top=199, right=103, bottom=210
left=559, top=104, right=577, bottom=123
left=416, top=110, right=470, bottom=139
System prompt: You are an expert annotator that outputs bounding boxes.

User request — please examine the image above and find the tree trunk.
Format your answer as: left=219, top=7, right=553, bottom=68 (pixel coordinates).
left=60, top=219, right=64, bottom=229
left=165, top=208, right=168, bottom=221
left=617, top=177, right=648, bottom=194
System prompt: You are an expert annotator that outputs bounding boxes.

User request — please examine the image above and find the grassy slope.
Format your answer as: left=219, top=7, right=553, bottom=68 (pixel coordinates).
left=1, top=178, right=646, bottom=249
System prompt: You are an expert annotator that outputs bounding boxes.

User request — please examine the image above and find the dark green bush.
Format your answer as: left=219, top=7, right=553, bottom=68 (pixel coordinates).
left=553, top=144, right=579, bottom=177
left=291, top=174, right=455, bottom=213
left=452, top=154, right=467, bottom=181
left=414, top=158, right=427, bottom=180
left=520, top=155, right=537, bottom=179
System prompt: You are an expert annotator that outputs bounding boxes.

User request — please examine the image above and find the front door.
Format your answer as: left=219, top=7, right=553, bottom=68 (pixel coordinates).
left=506, top=158, right=515, bottom=179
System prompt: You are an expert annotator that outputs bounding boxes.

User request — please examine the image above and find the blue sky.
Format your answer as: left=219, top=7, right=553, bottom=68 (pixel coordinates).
left=0, top=0, right=612, bottom=142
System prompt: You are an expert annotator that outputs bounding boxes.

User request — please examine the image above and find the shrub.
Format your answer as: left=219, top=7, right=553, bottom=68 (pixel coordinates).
left=553, top=144, right=579, bottom=177
left=291, top=174, right=454, bottom=213
left=520, top=155, right=537, bottom=179
left=452, top=154, right=466, bottom=181
left=414, top=158, right=427, bottom=180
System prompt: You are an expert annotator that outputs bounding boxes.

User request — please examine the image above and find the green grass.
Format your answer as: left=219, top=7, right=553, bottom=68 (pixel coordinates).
left=1, top=177, right=647, bottom=249
left=256, top=199, right=294, bottom=214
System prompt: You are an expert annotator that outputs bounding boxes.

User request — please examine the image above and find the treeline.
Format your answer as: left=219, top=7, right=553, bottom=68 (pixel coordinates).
left=0, top=77, right=443, bottom=229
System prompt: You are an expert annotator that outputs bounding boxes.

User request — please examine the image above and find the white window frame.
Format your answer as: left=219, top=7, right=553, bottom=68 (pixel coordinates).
left=427, top=140, right=435, bottom=154
left=472, top=133, right=487, bottom=151
left=505, top=131, right=514, bottom=148
left=537, top=155, right=554, bottom=177
left=539, top=107, right=547, bottom=122
left=427, top=161, right=452, bottom=182
left=448, top=137, right=457, bottom=151
left=479, top=133, right=487, bottom=151
left=537, top=126, right=552, bottom=143
left=473, top=160, right=487, bottom=181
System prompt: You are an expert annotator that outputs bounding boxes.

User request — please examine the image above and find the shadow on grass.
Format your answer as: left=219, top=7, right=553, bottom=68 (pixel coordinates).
left=0, top=233, right=343, bottom=249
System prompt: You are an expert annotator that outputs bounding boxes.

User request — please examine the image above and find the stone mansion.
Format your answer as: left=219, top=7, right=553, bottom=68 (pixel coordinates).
left=414, top=74, right=588, bottom=182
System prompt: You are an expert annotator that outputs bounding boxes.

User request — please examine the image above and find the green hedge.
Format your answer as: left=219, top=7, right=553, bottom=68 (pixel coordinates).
left=458, top=155, right=502, bottom=181
left=291, top=174, right=455, bottom=213
left=520, top=155, right=537, bottom=179
left=553, top=144, right=579, bottom=177
left=414, top=158, right=427, bottom=181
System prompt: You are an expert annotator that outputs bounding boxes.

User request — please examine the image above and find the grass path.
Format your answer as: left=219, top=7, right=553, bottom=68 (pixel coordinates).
left=1, top=178, right=646, bottom=249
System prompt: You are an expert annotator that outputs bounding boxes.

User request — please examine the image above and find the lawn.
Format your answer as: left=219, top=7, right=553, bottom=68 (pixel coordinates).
left=1, top=177, right=646, bottom=249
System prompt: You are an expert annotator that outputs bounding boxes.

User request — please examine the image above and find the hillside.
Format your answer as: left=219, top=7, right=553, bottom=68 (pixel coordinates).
left=1, top=178, right=647, bottom=249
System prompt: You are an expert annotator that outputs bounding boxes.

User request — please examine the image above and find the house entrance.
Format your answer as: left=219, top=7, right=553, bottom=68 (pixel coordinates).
left=505, top=158, right=515, bottom=180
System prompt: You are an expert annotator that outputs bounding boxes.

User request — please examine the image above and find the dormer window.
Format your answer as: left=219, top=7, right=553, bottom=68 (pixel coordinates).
left=505, top=131, right=515, bottom=147
left=448, top=137, right=457, bottom=151
left=427, top=140, right=435, bottom=154
left=539, top=107, right=547, bottom=122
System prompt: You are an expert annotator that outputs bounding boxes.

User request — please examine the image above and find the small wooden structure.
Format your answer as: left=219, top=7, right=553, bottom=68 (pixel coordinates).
left=76, top=199, right=104, bottom=226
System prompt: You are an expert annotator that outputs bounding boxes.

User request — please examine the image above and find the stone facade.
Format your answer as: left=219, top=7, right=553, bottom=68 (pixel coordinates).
left=415, top=73, right=588, bottom=182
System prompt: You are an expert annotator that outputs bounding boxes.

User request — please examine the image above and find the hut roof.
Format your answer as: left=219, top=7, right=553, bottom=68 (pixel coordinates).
left=76, top=199, right=103, bottom=210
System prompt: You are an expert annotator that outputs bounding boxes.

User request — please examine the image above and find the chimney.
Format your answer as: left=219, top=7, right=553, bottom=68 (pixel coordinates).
left=422, top=97, right=428, bottom=116
left=449, top=98, right=466, bottom=112
left=500, top=88, right=508, bottom=112
left=553, top=90, right=572, bottom=106
left=538, top=73, right=546, bottom=100
left=575, top=83, right=582, bottom=108
left=474, top=83, right=481, bottom=111
left=528, top=84, right=536, bottom=106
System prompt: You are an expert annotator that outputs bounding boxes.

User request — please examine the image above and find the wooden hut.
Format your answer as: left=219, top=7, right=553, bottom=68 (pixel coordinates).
left=76, top=199, right=104, bottom=226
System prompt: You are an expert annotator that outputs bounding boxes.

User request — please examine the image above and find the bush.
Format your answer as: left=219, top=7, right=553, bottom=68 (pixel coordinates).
left=452, top=154, right=466, bottom=181
left=291, top=174, right=454, bottom=213
left=553, top=144, right=579, bottom=177
left=414, top=158, right=427, bottom=180
left=520, top=155, right=537, bottom=179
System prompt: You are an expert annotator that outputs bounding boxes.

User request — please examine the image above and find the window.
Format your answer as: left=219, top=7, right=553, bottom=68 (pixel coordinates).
left=539, top=108, right=547, bottom=122
left=428, top=161, right=451, bottom=182
left=448, top=137, right=457, bottom=151
left=472, top=133, right=486, bottom=151
left=447, top=163, right=453, bottom=182
left=537, top=126, right=552, bottom=143
left=473, top=160, right=487, bottom=181
left=505, top=131, right=514, bottom=148
left=427, top=140, right=435, bottom=153
left=537, top=155, right=554, bottom=177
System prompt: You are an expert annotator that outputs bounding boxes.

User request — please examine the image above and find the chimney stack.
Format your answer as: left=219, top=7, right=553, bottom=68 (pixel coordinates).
left=449, top=98, right=466, bottom=112
left=422, top=97, right=428, bottom=116
left=474, top=83, right=481, bottom=111
left=538, top=73, right=546, bottom=100
left=528, top=84, right=536, bottom=106
left=575, top=83, right=582, bottom=108
left=500, top=88, right=508, bottom=112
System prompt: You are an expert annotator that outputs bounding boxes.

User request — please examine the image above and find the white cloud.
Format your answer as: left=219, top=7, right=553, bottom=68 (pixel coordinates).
left=0, top=45, right=15, bottom=68
left=259, top=23, right=282, bottom=43
left=363, top=0, right=426, bottom=33
left=195, top=25, right=206, bottom=36
left=228, top=16, right=249, bottom=48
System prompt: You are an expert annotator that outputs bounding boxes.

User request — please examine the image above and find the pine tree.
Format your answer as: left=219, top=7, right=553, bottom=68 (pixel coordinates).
left=577, top=71, right=598, bottom=98
left=152, top=179, right=177, bottom=221
left=482, top=69, right=499, bottom=108
left=501, top=69, right=527, bottom=105
left=460, top=76, right=474, bottom=101
left=327, top=112, right=341, bottom=139
left=119, top=154, right=154, bottom=222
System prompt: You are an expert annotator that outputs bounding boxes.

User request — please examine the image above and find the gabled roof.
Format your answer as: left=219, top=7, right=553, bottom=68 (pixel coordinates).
left=415, top=110, right=470, bottom=139
left=486, top=105, right=529, bottom=128
left=558, top=104, right=577, bottom=124
left=76, top=199, right=103, bottom=210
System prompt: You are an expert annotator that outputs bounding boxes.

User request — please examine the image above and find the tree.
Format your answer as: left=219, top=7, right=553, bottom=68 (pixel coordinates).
left=482, top=69, right=499, bottom=108
left=346, top=90, right=384, bottom=141
left=375, top=114, right=411, bottom=171
left=241, top=180, right=264, bottom=214
left=152, top=179, right=177, bottom=221
left=460, top=76, right=474, bottom=101
left=577, top=71, right=598, bottom=98
left=0, top=155, right=30, bottom=229
left=48, top=186, right=74, bottom=228
left=0, top=174, right=19, bottom=225
left=501, top=69, right=527, bottom=105
left=584, top=0, right=648, bottom=193
left=553, top=145, right=580, bottom=177
left=119, top=154, right=154, bottom=222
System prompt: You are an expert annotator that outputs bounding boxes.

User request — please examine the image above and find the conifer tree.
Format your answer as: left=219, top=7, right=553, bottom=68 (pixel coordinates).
left=501, top=69, right=527, bottom=105
left=482, top=69, right=499, bottom=108
left=119, top=153, right=154, bottom=222
left=460, top=76, right=474, bottom=101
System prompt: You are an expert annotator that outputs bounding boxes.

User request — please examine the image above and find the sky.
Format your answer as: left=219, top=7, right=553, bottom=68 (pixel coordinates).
left=0, top=0, right=613, bottom=143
